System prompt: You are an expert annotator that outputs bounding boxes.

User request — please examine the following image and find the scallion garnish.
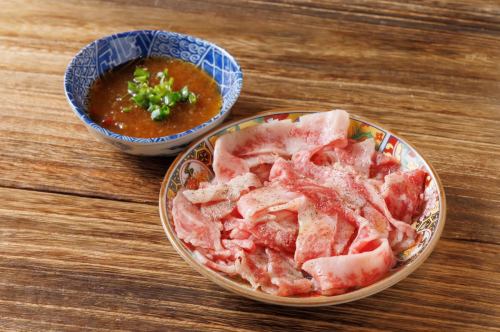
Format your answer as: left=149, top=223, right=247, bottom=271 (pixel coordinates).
left=127, top=66, right=197, bottom=121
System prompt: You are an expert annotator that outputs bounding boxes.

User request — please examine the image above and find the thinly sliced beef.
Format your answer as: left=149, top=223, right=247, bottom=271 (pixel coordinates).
left=333, top=216, right=356, bottom=255
left=213, top=110, right=349, bottom=182
left=335, top=139, right=375, bottom=176
left=382, top=169, right=427, bottom=223
left=213, top=121, right=294, bottom=182
left=235, top=247, right=275, bottom=291
left=183, top=172, right=262, bottom=203
left=223, top=239, right=256, bottom=253
left=274, top=153, right=417, bottom=253
left=312, top=139, right=375, bottom=177
left=200, top=200, right=236, bottom=221
left=172, top=191, right=224, bottom=252
left=294, top=201, right=338, bottom=267
left=250, top=163, right=274, bottom=183
left=370, top=153, right=400, bottom=179
left=249, top=210, right=298, bottom=254
left=237, top=184, right=302, bottom=219
left=266, top=249, right=313, bottom=296
left=231, top=247, right=313, bottom=296
left=193, top=250, right=236, bottom=275
left=288, top=110, right=349, bottom=150
left=302, top=239, right=395, bottom=294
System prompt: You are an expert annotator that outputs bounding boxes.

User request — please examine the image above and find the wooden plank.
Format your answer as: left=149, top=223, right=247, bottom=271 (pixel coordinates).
left=0, top=187, right=499, bottom=331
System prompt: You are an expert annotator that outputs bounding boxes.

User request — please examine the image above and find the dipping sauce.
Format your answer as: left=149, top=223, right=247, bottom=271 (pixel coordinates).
left=88, top=57, right=222, bottom=138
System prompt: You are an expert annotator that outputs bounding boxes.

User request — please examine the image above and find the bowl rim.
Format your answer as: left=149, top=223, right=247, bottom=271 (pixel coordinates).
left=158, top=108, right=447, bottom=306
left=63, top=29, right=243, bottom=145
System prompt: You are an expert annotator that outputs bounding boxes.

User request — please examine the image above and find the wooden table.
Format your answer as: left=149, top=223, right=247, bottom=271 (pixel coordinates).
left=1, top=0, right=499, bottom=331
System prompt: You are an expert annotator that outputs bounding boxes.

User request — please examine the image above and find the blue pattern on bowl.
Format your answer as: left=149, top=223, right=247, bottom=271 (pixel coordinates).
left=64, top=30, right=243, bottom=153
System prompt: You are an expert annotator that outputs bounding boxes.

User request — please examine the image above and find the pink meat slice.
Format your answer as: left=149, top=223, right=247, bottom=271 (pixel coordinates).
left=213, top=110, right=349, bottom=182
left=250, top=163, right=274, bottom=183
left=172, top=191, right=224, bottom=252
left=270, top=159, right=359, bottom=226
left=293, top=200, right=338, bottom=267
left=213, top=121, right=294, bottom=182
left=333, top=216, right=356, bottom=255
left=271, top=156, right=398, bottom=255
left=288, top=110, right=349, bottom=151
left=335, top=139, right=375, bottom=177
left=232, top=246, right=312, bottom=296
left=183, top=172, right=262, bottom=204
left=249, top=210, right=299, bottom=254
left=312, top=139, right=375, bottom=177
left=273, top=176, right=384, bottom=257
left=193, top=250, right=237, bottom=275
left=234, top=247, right=276, bottom=292
left=276, top=153, right=417, bottom=252
left=302, top=239, right=395, bottom=294
left=237, top=184, right=302, bottom=219
left=200, top=200, right=236, bottom=221
left=222, top=238, right=256, bottom=253
left=370, top=153, right=400, bottom=179
left=382, top=169, right=427, bottom=223
left=266, top=249, right=313, bottom=296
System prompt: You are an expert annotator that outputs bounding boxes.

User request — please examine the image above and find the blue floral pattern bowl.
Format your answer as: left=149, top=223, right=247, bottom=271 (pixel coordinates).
left=64, top=30, right=243, bottom=156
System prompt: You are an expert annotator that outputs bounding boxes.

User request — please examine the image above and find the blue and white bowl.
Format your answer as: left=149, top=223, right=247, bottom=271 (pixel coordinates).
left=64, top=30, right=243, bottom=156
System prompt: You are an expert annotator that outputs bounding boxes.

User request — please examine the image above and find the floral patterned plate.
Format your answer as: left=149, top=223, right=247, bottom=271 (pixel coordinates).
left=159, top=109, right=446, bottom=306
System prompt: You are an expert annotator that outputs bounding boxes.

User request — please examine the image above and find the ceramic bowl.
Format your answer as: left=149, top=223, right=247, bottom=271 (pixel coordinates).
left=159, top=109, right=446, bottom=306
left=64, top=30, right=243, bottom=156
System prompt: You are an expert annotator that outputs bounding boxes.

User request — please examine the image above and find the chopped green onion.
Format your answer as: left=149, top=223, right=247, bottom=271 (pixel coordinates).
left=180, top=86, right=189, bottom=101
left=188, top=92, right=197, bottom=104
left=127, top=81, right=138, bottom=94
left=126, top=66, right=197, bottom=121
left=133, top=67, right=149, bottom=83
left=151, top=108, right=163, bottom=121
left=122, top=107, right=131, bottom=113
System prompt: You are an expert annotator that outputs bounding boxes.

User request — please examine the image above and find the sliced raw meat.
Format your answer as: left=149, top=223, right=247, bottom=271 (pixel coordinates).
left=312, top=139, right=375, bottom=177
left=222, top=216, right=244, bottom=231
left=348, top=214, right=385, bottom=254
left=213, top=110, right=349, bottom=182
left=250, top=163, right=274, bottom=183
left=172, top=191, right=224, bottom=252
left=335, top=139, right=375, bottom=176
left=333, top=216, right=356, bottom=255
left=279, top=154, right=417, bottom=251
left=370, top=153, right=400, bottom=179
left=229, top=228, right=252, bottom=240
left=213, top=120, right=294, bottom=182
left=266, top=249, right=313, bottom=296
left=193, top=250, right=237, bottom=275
left=237, top=184, right=302, bottom=219
left=244, top=153, right=285, bottom=168
left=223, top=239, right=256, bottom=252
left=235, top=247, right=276, bottom=292
left=294, top=201, right=338, bottom=267
left=382, top=169, right=427, bottom=223
left=200, top=200, right=236, bottom=221
left=288, top=110, right=349, bottom=151
left=183, top=172, right=262, bottom=203
left=234, top=247, right=312, bottom=296
left=302, top=239, right=395, bottom=294
left=249, top=210, right=299, bottom=254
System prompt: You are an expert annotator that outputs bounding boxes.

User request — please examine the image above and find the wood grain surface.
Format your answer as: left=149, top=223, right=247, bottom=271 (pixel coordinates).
left=0, top=0, right=499, bottom=330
